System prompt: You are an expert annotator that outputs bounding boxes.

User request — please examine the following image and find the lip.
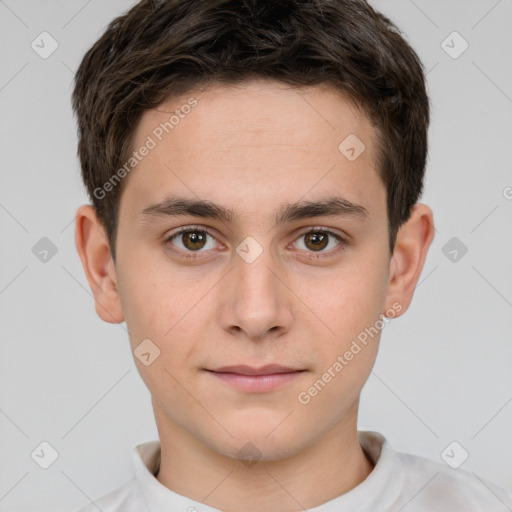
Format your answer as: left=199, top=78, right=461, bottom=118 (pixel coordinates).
left=206, top=364, right=306, bottom=392
left=210, top=364, right=302, bottom=375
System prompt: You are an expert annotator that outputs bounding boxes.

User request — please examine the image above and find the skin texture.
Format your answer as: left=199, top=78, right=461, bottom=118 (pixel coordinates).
left=75, top=79, right=435, bottom=511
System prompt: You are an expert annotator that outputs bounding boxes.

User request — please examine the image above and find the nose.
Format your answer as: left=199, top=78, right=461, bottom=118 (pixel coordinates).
left=217, top=243, right=294, bottom=341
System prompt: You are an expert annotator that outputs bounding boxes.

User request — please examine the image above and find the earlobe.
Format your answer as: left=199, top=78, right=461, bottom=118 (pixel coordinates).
left=74, top=204, right=125, bottom=324
left=384, top=203, right=435, bottom=317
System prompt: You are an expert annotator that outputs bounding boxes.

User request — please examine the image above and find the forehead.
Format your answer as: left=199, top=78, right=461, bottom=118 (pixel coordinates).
left=120, top=79, right=385, bottom=226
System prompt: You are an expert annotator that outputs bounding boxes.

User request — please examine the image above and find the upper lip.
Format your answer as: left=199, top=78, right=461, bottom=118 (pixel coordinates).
left=208, top=364, right=304, bottom=375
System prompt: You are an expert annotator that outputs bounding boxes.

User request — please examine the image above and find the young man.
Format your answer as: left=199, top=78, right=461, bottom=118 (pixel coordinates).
left=72, top=0, right=512, bottom=510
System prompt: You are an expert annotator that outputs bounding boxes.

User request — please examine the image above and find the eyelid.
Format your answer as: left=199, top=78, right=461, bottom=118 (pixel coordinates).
left=294, top=225, right=347, bottom=240
left=164, top=224, right=224, bottom=252
left=289, top=226, right=348, bottom=258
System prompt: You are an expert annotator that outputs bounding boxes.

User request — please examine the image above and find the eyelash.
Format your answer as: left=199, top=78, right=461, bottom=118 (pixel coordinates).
left=163, top=225, right=348, bottom=260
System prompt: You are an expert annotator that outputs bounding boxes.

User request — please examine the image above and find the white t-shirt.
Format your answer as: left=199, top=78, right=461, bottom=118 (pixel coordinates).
left=73, top=431, right=512, bottom=511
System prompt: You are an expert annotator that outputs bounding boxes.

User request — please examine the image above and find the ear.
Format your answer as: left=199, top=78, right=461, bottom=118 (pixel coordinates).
left=74, top=204, right=124, bottom=324
left=384, top=203, right=435, bottom=317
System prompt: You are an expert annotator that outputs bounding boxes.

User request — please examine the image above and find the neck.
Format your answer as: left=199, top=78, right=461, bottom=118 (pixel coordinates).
left=154, top=403, right=374, bottom=512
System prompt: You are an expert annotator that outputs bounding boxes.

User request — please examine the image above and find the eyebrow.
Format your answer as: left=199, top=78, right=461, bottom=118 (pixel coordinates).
left=140, top=195, right=370, bottom=227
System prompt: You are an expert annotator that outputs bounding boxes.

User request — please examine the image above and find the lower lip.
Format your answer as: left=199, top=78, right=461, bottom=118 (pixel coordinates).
left=207, top=371, right=304, bottom=392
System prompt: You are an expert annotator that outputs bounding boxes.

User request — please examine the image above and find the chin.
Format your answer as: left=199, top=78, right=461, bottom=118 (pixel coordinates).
left=216, top=437, right=305, bottom=464
left=202, top=420, right=306, bottom=463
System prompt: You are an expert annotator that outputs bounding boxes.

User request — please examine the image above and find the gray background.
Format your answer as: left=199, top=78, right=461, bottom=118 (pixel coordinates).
left=0, top=0, right=511, bottom=510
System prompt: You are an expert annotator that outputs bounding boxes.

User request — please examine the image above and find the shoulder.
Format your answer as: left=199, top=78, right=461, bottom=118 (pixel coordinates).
left=395, top=451, right=512, bottom=511
left=71, top=478, right=145, bottom=512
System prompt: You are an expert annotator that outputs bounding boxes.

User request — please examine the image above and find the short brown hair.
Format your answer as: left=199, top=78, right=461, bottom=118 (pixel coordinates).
left=72, top=0, right=429, bottom=262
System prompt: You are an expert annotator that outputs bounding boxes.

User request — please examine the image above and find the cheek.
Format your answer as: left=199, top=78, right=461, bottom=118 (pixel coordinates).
left=116, top=251, right=183, bottom=349
left=117, top=272, right=201, bottom=398
left=117, top=261, right=212, bottom=382
left=297, top=273, right=386, bottom=411
left=300, top=263, right=388, bottom=345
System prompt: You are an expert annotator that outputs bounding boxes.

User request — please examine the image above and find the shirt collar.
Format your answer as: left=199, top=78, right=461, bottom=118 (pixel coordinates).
left=132, top=430, right=403, bottom=512
left=133, top=439, right=220, bottom=511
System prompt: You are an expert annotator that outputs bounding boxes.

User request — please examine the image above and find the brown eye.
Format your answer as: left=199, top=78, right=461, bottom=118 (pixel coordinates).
left=294, top=228, right=346, bottom=258
left=181, top=231, right=207, bottom=251
left=303, top=232, right=329, bottom=252
left=165, top=227, right=218, bottom=256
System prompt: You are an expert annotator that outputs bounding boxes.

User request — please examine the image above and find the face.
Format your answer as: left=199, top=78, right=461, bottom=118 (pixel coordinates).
left=81, top=79, right=430, bottom=462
